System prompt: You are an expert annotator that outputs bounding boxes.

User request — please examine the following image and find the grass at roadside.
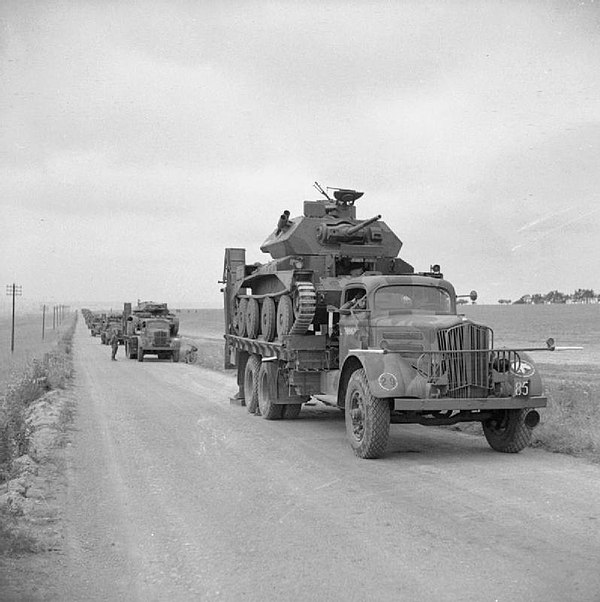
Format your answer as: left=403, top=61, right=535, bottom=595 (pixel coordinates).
left=0, top=314, right=77, bottom=555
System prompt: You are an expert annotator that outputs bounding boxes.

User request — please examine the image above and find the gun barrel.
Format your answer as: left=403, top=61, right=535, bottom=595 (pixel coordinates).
left=346, top=214, right=381, bottom=236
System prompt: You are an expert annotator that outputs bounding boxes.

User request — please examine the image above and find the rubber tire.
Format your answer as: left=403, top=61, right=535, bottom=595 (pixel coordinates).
left=261, top=297, right=276, bottom=342
left=244, top=354, right=261, bottom=414
left=137, top=348, right=144, bottom=362
left=345, top=368, right=390, bottom=459
left=257, top=362, right=283, bottom=420
left=482, top=409, right=533, bottom=453
left=236, top=298, right=248, bottom=337
left=172, top=349, right=180, bottom=363
left=282, top=404, right=302, bottom=419
left=246, top=298, right=260, bottom=339
left=276, top=295, right=294, bottom=340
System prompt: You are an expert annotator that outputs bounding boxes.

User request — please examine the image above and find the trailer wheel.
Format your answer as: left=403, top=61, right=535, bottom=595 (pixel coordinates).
left=261, top=297, right=276, bottom=342
left=246, top=298, right=260, bottom=339
left=276, top=295, right=293, bottom=340
left=482, top=409, right=532, bottom=453
left=257, top=362, right=283, bottom=420
left=345, top=369, right=390, bottom=459
left=282, top=404, right=302, bottom=419
left=244, top=354, right=261, bottom=414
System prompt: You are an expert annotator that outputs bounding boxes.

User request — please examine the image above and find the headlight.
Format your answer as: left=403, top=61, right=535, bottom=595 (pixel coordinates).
left=510, top=359, right=536, bottom=377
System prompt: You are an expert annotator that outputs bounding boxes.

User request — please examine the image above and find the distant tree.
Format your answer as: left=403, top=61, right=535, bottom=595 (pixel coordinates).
left=531, top=293, right=545, bottom=305
left=457, top=299, right=469, bottom=305
left=498, top=299, right=512, bottom=305
left=544, top=290, right=567, bottom=304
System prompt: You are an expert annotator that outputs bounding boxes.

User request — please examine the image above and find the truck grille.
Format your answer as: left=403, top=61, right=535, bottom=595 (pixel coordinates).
left=153, top=331, right=168, bottom=347
left=435, top=323, right=493, bottom=398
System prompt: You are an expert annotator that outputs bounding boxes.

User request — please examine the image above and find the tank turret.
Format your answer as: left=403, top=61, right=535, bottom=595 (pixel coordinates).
left=222, top=186, right=414, bottom=343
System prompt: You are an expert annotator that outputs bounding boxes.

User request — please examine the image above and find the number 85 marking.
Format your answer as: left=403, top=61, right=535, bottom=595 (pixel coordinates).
left=514, top=381, right=529, bottom=397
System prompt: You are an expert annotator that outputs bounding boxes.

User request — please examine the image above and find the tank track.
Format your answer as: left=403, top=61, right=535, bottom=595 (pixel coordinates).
left=290, top=282, right=317, bottom=335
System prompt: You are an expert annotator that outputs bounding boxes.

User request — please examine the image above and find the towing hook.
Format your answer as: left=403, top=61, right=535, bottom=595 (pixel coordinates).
left=525, top=410, right=540, bottom=428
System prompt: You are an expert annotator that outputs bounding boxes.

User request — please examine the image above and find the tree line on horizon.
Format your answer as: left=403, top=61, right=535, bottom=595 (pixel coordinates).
left=497, top=288, right=598, bottom=305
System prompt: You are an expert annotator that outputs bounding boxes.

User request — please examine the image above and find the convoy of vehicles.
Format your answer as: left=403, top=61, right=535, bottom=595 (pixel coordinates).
left=222, top=185, right=554, bottom=458
left=82, top=184, right=569, bottom=460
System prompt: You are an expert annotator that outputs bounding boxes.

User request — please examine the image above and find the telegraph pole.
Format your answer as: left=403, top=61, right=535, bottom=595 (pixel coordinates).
left=42, top=304, right=46, bottom=340
left=5, top=283, right=22, bottom=353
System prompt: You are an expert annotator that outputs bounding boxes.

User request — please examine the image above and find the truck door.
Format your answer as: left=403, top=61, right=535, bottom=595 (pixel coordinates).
left=338, top=286, right=370, bottom=361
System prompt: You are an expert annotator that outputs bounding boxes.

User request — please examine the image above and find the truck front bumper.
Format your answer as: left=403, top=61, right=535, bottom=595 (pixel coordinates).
left=392, top=395, right=547, bottom=411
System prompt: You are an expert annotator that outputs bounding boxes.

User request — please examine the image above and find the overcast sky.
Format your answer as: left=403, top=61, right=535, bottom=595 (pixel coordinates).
left=1, top=0, right=599, bottom=310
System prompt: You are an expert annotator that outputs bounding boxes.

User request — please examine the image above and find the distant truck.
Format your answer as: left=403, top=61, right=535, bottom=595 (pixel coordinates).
left=89, top=314, right=105, bottom=337
left=100, top=314, right=124, bottom=344
left=122, top=301, right=180, bottom=362
left=222, top=186, right=559, bottom=459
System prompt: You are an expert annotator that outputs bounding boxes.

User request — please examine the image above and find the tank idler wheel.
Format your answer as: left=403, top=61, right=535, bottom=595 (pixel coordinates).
left=261, top=297, right=276, bottom=342
left=257, top=362, right=283, bottom=420
left=244, top=354, right=261, bottom=414
left=482, top=409, right=533, bottom=453
left=345, top=368, right=390, bottom=459
left=246, top=298, right=260, bottom=339
left=276, top=295, right=294, bottom=340
left=235, top=298, right=248, bottom=337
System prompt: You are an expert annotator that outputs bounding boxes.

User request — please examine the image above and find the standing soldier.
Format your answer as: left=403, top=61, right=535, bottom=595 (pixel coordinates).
left=109, top=329, right=119, bottom=361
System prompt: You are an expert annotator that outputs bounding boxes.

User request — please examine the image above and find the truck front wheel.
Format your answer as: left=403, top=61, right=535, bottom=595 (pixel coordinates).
left=345, top=369, right=390, bottom=459
left=172, top=349, right=180, bottom=363
left=482, top=409, right=533, bottom=453
left=257, top=362, right=283, bottom=420
left=137, top=349, right=144, bottom=362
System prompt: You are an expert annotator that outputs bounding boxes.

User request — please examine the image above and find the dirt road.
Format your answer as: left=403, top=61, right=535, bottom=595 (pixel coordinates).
left=12, top=321, right=600, bottom=601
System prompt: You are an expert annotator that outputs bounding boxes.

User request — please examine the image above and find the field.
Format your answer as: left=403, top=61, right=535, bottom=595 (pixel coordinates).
left=0, top=313, right=67, bottom=389
left=177, top=304, right=600, bottom=461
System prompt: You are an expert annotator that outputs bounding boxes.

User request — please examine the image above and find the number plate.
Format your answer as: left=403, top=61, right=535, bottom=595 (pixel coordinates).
left=514, top=380, right=530, bottom=397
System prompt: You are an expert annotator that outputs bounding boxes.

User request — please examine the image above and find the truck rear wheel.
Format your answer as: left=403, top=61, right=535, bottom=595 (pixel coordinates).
left=257, top=362, right=283, bottom=420
left=244, top=354, right=261, bottom=414
left=345, top=368, right=390, bottom=459
left=482, top=409, right=533, bottom=453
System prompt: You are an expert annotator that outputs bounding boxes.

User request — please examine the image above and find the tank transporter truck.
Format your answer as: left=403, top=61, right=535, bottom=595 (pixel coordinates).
left=222, top=185, right=559, bottom=459
left=122, top=301, right=180, bottom=362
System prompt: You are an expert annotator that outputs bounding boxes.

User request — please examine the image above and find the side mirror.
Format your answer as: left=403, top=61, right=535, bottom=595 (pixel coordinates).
left=470, top=290, right=478, bottom=302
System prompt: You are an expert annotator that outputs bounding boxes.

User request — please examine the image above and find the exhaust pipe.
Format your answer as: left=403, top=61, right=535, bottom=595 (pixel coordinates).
left=524, top=410, right=540, bottom=428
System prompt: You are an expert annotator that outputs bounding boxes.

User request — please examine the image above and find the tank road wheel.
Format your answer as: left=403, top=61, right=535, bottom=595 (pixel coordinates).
left=276, top=295, right=294, bottom=340
left=235, top=298, right=248, bottom=336
left=244, top=354, right=261, bottom=414
left=260, top=297, right=276, bottom=342
left=246, top=298, right=260, bottom=339
left=345, top=369, right=390, bottom=459
left=482, top=409, right=533, bottom=453
left=257, top=362, right=283, bottom=420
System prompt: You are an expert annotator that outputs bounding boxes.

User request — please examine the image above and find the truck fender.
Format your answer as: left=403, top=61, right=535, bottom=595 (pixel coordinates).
left=341, top=351, right=425, bottom=402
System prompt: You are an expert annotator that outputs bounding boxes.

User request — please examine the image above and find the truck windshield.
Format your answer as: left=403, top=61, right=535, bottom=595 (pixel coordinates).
left=374, top=285, right=452, bottom=314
